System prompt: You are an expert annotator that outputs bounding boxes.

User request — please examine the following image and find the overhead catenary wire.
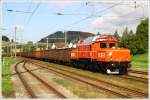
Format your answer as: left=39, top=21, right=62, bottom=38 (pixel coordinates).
left=24, top=0, right=33, bottom=21
left=60, top=1, right=123, bottom=30
left=86, top=1, right=149, bottom=6
left=60, top=0, right=147, bottom=31
left=25, top=1, right=41, bottom=26
left=71, top=2, right=86, bottom=15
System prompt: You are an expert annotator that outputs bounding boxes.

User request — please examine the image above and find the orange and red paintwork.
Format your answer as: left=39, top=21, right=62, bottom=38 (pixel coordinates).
left=71, top=35, right=130, bottom=62
left=17, top=35, right=130, bottom=74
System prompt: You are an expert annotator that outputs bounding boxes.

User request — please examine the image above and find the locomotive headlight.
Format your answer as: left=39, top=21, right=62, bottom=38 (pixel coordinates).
left=108, top=52, right=112, bottom=61
left=108, top=52, right=112, bottom=57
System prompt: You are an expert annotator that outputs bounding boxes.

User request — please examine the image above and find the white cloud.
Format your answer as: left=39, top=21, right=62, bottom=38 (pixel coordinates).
left=91, top=0, right=149, bottom=35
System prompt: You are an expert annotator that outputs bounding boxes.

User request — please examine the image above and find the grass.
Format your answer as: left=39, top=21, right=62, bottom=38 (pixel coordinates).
left=131, top=53, right=148, bottom=69
left=2, top=57, right=19, bottom=97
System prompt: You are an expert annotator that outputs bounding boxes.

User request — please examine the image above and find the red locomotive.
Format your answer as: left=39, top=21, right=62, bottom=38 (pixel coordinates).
left=17, top=35, right=130, bottom=74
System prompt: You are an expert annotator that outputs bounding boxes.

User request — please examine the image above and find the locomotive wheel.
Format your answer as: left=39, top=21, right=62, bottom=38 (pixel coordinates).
left=119, top=67, right=127, bottom=75
left=86, top=63, right=90, bottom=70
left=87, top=63, right=92, bottom=71
left=78, top=61, right=87, bottom=69
left=93, top=64, right=100, bottom=72
left=100, top=63, right=108, bottom=74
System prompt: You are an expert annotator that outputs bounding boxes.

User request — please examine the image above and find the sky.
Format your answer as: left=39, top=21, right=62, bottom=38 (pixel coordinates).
left=1, top=0, right=149, bottom=43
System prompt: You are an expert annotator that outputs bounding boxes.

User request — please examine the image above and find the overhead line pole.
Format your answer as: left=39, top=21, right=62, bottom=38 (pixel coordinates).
left=46, top=38, right=48, bottom=50
left=0, top=0, right=2, bottom=66
left=64, top=31, right=67, bottom=47
left=14, top=26, right=17, bottom=58
left=0, top=0, right=2, bottom=97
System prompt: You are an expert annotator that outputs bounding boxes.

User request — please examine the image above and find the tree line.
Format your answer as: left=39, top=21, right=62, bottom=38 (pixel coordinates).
left=114, top=18, right=148, bottom=55
left=2, top=18, right=148, bottom=55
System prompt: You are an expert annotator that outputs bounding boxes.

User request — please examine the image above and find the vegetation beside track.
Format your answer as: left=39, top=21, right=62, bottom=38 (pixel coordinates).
left=2, top=57, right=19, bottom=97
left=131, top=53, right=148, bottom=69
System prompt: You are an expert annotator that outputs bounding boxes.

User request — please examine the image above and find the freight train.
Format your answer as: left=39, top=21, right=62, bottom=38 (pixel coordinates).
left=17, top=35, right=131, bottom=74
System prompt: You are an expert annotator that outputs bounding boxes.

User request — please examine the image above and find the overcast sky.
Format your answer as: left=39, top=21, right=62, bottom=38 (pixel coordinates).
left=1, top=0, right=149, bottom=43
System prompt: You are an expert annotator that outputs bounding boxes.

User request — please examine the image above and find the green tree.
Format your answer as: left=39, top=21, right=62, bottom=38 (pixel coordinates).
left=114, top=29, right=120, bottom=39
left=122, top=27, right=129, bottom=36
left=23, top=41, right=36, bottom=52
left=120, top=18, right=148, bottom=55
left=120, top=27, right=129, bottom=48
left=136, top=18, right=148, bottom=50
left=2, top=35, right=10, bottom=42
left=129, top=30, right=134, bottom=35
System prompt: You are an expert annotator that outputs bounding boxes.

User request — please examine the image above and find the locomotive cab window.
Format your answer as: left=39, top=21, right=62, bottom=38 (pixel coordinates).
left=100, top=43, right=107, bottom=48
left=109, top=43, right=116, bottom=48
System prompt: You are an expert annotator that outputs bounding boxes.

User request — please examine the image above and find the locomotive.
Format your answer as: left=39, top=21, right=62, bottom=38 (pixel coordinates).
left=17, top=35, right=130, bottom=74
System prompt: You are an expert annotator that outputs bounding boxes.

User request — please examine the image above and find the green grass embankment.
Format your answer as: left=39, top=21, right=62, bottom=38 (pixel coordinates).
left=2, top=57, right=19, bottom=97
left=131, top=53, right=148, bottom=70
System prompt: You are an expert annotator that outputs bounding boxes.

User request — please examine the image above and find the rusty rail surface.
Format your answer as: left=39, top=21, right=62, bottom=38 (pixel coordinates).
left=28, top=60, right=134, bottom=98
left=128, top=69, right=148, bottom=75
left=120, top=75, right=148, bottom=83
left=14, top=60, right=37, bottom=98
left=23, top=59, right=148, bottom=98
left=23, top=61, right=67, bottom=98
left=3, top=67, right=44, bottom=77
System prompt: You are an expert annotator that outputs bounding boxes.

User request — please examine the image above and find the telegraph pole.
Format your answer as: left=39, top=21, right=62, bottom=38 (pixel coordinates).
left=14, top=26, right=17, bottom=58
left=0, top=0, right=2, bottom=66
left=64, top=31, right=67, bottom=47
left=46, top=38, right=48, bottom=50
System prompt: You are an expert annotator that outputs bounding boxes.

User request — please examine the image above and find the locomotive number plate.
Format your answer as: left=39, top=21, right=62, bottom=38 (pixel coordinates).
left=98, top=53, right=105, bottom=58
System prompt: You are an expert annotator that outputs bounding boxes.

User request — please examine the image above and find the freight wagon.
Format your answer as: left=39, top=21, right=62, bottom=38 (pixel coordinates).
left=17, top=35, right=130, bottom=74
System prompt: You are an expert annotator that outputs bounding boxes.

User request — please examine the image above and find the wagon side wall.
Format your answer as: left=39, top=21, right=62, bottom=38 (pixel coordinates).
left=42, top=49, right=73, bottom=62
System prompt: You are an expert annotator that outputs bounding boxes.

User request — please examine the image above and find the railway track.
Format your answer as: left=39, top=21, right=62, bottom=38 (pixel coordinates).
left=128, top=69, right=148, bottom=75
left=119, top=69, right=148, bottom=83
left=27, top=60, right=148, bottom=98
left=14, top=60, right=66, bottom=98
left=119, top=75, right=148, bottom=83
left=14, top=61, right=37, bottom=98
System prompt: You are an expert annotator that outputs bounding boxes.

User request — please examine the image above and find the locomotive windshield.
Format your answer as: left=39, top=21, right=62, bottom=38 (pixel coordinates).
left=100, top=43, right=117, bottom=48
left=100, top=43, right=107, bottom=48
left=109, top=43, right=116, bottom=48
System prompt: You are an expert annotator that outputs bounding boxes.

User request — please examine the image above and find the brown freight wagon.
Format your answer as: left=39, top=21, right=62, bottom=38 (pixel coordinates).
left=18, top=48, right=74, bottom=63
left=39, top=48, right=74, bottom=62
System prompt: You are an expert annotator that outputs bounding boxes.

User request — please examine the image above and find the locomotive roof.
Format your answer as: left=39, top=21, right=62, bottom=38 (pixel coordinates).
left=78, top=35, right=118, bottom=45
